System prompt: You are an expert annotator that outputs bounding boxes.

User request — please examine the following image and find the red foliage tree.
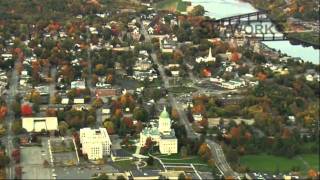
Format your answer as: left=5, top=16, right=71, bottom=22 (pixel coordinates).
left=230, top=127, right=240, bottom=139
left=0, top=106, right=8, bottom=120
left=230, top=52, right=240, bottom=62
left=123, top=117, right=133, bottom=128
left=21, top=103, right=33, bottom=116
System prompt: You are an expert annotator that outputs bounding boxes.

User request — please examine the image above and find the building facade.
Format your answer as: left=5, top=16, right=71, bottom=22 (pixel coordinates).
left=139, top=108, right=178, bottom=154
left=22, top=117, right=58, bottom=132
left=80, top=128, right=112, bottom=160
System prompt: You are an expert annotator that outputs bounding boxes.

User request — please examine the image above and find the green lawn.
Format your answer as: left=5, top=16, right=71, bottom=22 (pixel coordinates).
left=156, top=153, right=206, bottom=164
left=300, top=154, right=319, bottom=170
left=112, top=160, right=136, bottom=170
left=240, top=153, right=320, bottom=173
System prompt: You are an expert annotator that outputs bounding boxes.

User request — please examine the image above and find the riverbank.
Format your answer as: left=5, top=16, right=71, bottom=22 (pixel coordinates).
left=286, top=33, right=320, bottom=49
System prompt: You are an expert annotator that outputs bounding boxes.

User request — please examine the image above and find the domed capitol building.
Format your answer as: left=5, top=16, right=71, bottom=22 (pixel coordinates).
left=139, top=107, right=178, bottom=154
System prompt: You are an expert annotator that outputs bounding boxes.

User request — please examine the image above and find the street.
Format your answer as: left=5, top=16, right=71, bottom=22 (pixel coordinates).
left=5, top=61, right=20, bottom=179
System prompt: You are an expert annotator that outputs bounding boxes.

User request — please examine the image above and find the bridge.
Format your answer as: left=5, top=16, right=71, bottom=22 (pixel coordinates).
left=201, top=9, right=291, bottom=42
left=213, top=10, right=270, bottom=25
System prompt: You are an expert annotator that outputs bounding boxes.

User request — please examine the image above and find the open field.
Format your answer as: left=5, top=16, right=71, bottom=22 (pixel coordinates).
left=240, top=153, right=320, bottom=173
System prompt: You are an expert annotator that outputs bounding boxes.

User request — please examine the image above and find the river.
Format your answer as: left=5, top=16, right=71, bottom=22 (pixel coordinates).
left=190, top=0, right=319, bottom=64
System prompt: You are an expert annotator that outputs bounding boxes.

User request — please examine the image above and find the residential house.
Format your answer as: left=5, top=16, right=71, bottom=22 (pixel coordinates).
left=160, top=35, right=177, bottom=53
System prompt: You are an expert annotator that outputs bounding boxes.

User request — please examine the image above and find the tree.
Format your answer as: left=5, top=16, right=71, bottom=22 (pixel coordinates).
left=146, top=156, right=154, bottom=166
left=0, top=155, right=10, bottom=167
left=171, top=108, right=179, bottom=121
left=21, top=103, right=33, bottom=116
left=308, top=169, right=318, bottom=178
left=58, top=121, right=69, bottom=136
left=133, top=107, right=148, bottom=122
left=0, top=106, right=8, bottom=120
left=231, top=52, right=241, bottom=62
left=104, top=121, right=115, bottom=134
left=190, top=5, right=205, bottom=16
left=93, top=98, right=103, bottom=108
left=198, top=143, right=212, bottom=161
left=178, top=173, right=186, bottom=180
left=87, top=115, right=96, bottom=126
left=106, top=74, right=113, bottom=84
left=11, top=101, right=21, bottom=116
left=12, top=120, right=23, bottom=135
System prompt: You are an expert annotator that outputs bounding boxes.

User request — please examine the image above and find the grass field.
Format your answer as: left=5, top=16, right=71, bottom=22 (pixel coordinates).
left=156, top=153, right=206, bottom=164
left=154, top=0, right=188, bottom=12
left=240, top=153, right=320, bottom=173
left=112, top=160, right=136, bottom=170
left=300, top=154, right=319, bottom=170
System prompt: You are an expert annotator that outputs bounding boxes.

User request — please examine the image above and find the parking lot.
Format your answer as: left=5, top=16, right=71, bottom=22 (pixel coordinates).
left=21, top=138, right=53, bottom=179
left=49, top=137, right=79, bottom=166
left=55, top=163, right=119, bottom=179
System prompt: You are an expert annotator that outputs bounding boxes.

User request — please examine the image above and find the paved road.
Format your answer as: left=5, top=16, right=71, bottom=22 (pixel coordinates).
left=50, top=68, right=57, bottom=104
left=5, top=60, right=20, bottom=179
left=206, top=140, right=238, bottom=177
left=21, top=139, right=53, bottom=179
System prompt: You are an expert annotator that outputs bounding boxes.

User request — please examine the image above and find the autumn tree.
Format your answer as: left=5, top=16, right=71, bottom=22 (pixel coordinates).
left=104, top=121, right=115, bottom=134
left=21, top=103, right=33, bottom=116
left=58, top=121, right=69, bottom=136
left=0, top=106, right=8, bottom=120
left=230, top=52, right=241, bottom=62
left=198, top=143, right=212, bottom=161
left=190, top=5, right=205, bottom=16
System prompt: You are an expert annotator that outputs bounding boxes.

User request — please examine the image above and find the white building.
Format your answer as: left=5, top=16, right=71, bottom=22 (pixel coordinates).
left=139, top=108, right=178, bottom=154
left=22, top=117, right=58, bottom=132
left=80, top=128, right=112, bottom=160
left=195, top=48, right=216, bottom=63
left=71, top=80, right=86, bottom=89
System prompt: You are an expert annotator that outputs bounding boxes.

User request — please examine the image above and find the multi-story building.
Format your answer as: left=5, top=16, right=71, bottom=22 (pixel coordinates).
left=80, top=128, right=112, bottom=160
left=139, top=108, right=178, bottom=154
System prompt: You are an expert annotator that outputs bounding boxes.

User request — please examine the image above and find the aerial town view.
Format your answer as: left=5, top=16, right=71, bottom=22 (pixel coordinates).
left=0, top=0, right=319, bottom=179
